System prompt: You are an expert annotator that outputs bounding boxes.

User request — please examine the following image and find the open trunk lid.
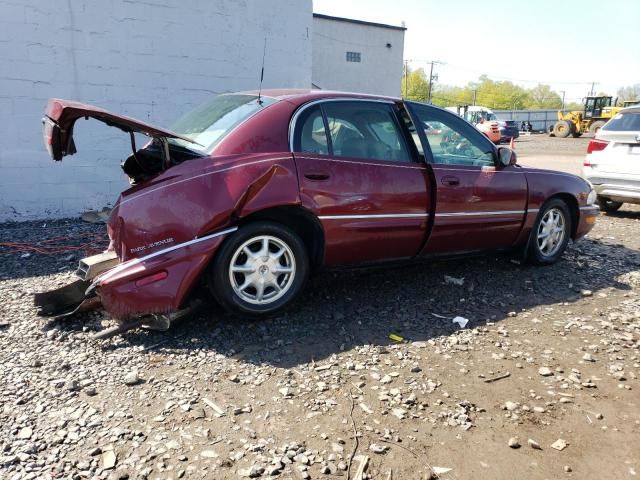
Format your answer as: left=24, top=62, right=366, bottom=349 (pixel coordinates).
left=42, top=98, right=199, bottom=161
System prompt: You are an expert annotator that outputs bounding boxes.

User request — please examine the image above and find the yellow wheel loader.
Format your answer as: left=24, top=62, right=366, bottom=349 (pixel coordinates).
left=552, top=96, right=623, bottom=138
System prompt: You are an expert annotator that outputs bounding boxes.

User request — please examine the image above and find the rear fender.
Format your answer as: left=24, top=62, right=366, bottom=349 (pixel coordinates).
left=231, top=163, right=300, bottom=220
left=94, top=228, right=236, bottom=319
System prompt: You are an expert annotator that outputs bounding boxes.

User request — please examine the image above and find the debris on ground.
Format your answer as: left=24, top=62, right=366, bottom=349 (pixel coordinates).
left=0, top=204, right=639, bottom=479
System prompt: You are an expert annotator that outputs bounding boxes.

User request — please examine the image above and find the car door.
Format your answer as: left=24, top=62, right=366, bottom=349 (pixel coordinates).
left=405, top=102, right=528, bottom=254
left=291, top=99, right=430, bottom=266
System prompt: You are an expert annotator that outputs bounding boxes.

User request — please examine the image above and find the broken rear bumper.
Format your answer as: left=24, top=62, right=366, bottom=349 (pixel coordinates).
left=34, top=227, right=237, bottom=321
left=91, top=227, right=237, bottom=319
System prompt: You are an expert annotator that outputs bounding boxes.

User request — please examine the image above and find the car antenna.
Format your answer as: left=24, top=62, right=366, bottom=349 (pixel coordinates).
left=257, top=38, right=267, bottom=105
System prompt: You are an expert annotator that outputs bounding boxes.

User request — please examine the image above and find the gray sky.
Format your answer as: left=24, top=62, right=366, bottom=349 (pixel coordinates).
left=313, top=0, right=640, bottom=102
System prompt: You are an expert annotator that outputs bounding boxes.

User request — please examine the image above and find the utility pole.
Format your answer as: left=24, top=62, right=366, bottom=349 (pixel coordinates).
left=404, top=60, right=409, bottom=98
left=427, top=60, right=442, bottom=103
left=472, top=88, right=477, bottom=106
left=560, top=90, right=565, bottom=111
left=589, top=82, right=598, bottom=96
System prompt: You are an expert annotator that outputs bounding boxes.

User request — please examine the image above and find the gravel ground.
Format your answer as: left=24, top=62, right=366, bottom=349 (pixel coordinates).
left=513, top=133, right=591, bottom=158
left=1, top=209, right=639, bottom=478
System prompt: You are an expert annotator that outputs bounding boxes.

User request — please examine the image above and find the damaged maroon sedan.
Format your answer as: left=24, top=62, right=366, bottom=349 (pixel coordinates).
left=35, top=90, right=599, bottom=336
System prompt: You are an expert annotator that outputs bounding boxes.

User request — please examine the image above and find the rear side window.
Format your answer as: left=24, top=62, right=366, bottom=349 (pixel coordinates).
left=322, top=101, right=412, bottom=162
left=292, top=106, right=329, bottom=155
left=603, top=112, right=640, bottom=131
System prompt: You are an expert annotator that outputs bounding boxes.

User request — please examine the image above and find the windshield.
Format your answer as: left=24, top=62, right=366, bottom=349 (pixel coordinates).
left=168, top=94, right=277, bottom=153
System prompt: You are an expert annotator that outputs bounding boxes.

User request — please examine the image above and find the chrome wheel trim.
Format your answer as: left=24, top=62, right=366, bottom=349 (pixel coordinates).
left=228, top=235, right=296, bottom=306
left=536, top=207, right=566, bottom=257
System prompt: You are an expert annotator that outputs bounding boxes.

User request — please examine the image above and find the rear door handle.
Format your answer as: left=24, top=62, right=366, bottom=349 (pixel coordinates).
left=441, top=175, right=460, bottom=186
left=304, top=172, right=330, bottom=181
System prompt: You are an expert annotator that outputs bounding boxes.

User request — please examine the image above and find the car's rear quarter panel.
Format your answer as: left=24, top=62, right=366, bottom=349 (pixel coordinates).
left=113, top=153, right=299, bottom=262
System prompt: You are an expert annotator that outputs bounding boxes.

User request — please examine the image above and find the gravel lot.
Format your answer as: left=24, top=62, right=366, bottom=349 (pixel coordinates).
left=1, top=156, right=639, bottom=479
left=513, top=133, right=590, bottom=176
left=514, top=132, right=591, bottom=158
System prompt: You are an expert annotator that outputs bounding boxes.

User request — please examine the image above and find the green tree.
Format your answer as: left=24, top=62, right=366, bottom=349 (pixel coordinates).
left=565, top=101, right=584, bottom=111
left=617, top=84, right=640, bottom=104
left=526, top=84, right=562, bottom=109
left=472, top=76, right=530, bottom=110
left=401, top=67, right=429, bottom=102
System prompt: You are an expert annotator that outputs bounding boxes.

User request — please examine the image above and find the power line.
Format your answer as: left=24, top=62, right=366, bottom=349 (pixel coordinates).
left=407, top=59, right=601, bottom=86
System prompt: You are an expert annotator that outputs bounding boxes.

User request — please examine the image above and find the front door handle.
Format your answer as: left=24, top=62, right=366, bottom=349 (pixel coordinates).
left=304, top=172, right=330, bottom=181
left=441, top=175, right=460, bottom=186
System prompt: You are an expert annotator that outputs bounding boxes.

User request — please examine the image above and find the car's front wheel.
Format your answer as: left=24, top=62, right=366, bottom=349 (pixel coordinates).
left=208, top=221, right=309, bottom=316
left=527, top=199, right=572, bottom=265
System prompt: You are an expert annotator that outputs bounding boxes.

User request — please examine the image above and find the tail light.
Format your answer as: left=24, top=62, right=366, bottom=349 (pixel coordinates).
left=587, top=138, right=608, bottom=154
left=42, top=117, right=62, bottom=160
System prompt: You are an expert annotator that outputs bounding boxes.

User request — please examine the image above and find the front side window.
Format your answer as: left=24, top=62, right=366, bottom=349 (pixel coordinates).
left=408, top=104, right=495, bottom=167
left=323, top=101, right=411, bottom=162
left=169, top=94, right=277, bottom=153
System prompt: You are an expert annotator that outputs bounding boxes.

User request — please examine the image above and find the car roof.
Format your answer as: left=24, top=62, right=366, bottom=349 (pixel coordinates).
left=235, top=89, right=402, bottom=105
left=620, top=105, right=640, bottom=114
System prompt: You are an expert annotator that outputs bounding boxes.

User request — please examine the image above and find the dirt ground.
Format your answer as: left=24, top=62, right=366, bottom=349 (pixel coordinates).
left=0, top=138, right=639, bottom=480
left=514, top=133, right=590, bottom=176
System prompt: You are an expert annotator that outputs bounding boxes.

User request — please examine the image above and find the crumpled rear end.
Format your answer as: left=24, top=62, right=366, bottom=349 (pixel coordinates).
left=93, top=227, right=236, bottom=320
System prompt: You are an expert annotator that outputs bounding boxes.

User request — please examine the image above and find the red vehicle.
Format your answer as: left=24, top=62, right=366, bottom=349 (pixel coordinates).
left=36, top=90, right=599, bottom=331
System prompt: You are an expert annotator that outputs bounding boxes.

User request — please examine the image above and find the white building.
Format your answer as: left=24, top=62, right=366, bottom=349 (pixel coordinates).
left=0, top=0, right=312, bottom=221
left=312, top=13, right=406, bottom=97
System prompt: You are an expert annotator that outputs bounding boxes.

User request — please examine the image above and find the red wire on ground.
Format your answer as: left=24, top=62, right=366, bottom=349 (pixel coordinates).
left=0, top=231, right=108, bottom=256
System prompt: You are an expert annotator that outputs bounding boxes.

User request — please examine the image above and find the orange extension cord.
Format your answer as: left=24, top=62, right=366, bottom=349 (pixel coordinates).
left=0, top=231, right=107, bottom=256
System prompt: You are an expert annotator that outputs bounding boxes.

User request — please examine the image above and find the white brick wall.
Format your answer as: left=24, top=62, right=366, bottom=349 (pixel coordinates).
left=0, top=0, right=312, bottom=220
left=312, top=15, right=405, bottom=97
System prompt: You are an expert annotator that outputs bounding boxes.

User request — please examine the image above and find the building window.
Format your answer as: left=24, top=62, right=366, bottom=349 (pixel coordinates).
left=346, top=51, right=361, bottom=63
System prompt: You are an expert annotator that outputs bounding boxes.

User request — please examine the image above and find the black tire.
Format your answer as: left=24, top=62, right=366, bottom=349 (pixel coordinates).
left=597, top=197, right=622, bottom=212
left=527, top=199, right=572, bottom=265
left=208, top=221, right=309, bottom=316
left=553, top=120, right=572, bottom=138
left=589, top=120, right=606, bottom=135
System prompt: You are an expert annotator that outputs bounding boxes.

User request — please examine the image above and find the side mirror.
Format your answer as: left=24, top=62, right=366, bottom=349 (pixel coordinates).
left=497, top=146, right=517, bottom=167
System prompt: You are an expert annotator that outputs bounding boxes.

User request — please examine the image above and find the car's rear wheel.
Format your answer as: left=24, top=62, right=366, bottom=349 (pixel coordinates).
left=597, top=197, right=623, bottom=212
left=208, top=222, right=309, bottom=316
left=527, top=199, right=572, bottom=265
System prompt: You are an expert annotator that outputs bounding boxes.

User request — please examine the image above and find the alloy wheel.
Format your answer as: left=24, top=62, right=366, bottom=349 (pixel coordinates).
left=536, top=208, right=566, bottom=257
left=228, top=235, right=296, bottom=305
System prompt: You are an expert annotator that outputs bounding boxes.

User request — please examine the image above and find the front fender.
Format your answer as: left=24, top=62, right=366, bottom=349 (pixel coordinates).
left=513, top=168, right=596, bottom=246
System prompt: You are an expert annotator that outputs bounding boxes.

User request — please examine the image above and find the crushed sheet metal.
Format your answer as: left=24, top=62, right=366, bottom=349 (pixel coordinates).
left=91, top=227, right=238, bottom=287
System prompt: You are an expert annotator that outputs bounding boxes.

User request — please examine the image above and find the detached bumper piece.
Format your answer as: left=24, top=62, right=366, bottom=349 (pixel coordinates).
left=33, top=251, right=120, bottom=319
left=34, top=279, right=94, bottom=318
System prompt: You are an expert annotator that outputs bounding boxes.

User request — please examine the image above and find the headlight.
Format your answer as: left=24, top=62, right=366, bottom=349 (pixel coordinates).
left=587, top=187, right=597, bottom=205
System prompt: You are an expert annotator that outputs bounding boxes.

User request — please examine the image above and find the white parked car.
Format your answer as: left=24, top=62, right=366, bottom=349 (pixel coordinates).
left=583, top=105, right=640, bottom=212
